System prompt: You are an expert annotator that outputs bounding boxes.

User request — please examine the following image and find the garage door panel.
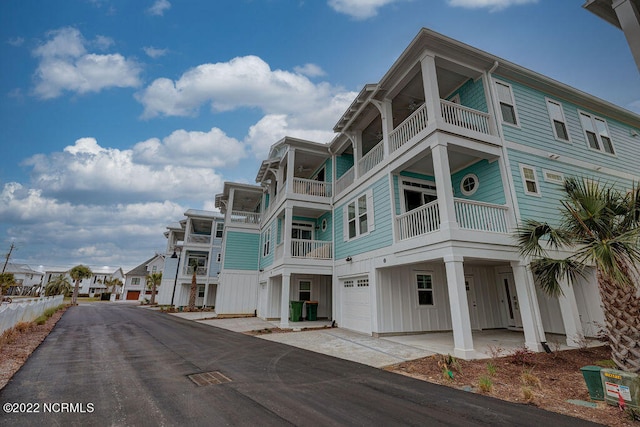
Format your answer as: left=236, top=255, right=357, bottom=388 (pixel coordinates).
left=341, top=277, right=371, bottom=334
left=126, top=291, right=140, bottom=300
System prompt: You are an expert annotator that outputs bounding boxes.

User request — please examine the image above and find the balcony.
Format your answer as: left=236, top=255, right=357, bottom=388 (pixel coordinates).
left=291, top=177, right=332, bottom=198
left=358, top=139, right=384, bottom=176
left=183, top=266, right=208, bottom=276
left=186, top=234, right=211, bottom=245
left=335, top=167, right=354, bottom=195
left=396, top=198, right=509, bottom=241
left=230, top=210, right=261, bottom=224
left=291, top=239, right=333, bottom=260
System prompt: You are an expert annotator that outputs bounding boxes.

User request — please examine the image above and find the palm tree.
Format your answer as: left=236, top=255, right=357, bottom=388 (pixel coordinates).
left=45, top=274, right=72, bottom=296
left=0, top=272, right=15, bottom=298
left=146, top=273, right=162, bottom=305
left=70, top=265, right=93, bottom=305
left=187, top=259, right=198, bottom=311
left=103, top=277, right=123, bottom=295
left=515, top=177, right=640, bottom=372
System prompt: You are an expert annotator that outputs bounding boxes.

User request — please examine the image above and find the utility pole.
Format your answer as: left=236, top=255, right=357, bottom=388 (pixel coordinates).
left=2, top=242, right=15, bottom=273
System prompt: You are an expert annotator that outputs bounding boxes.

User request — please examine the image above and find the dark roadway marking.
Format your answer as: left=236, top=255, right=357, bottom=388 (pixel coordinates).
left=0, top=304, right=601, bottom=426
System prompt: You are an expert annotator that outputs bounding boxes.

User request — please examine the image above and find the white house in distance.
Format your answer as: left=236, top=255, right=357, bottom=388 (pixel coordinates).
left=2, top=262, right=44, bottom=296
left=160, top=28, right=639, bottom=359
left=43, top=266, right=124, bottom=298
left=123, top=254, right=165, bottom=301
left=157, top=209, right=225, bottom=309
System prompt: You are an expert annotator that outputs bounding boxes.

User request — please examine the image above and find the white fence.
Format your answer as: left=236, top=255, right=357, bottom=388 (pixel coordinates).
left=0, top=295, right=64, bottom=335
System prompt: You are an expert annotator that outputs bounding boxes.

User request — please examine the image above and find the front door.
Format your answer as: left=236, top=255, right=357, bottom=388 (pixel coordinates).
left=499, top=273, right=522, bottom=328
left=465, top=276, right=480, bottom=330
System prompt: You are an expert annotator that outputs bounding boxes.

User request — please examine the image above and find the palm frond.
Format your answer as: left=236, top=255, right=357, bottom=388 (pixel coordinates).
left=514, top=219, right=571, bottom=258
left=529, top=258, right=585, bottom=297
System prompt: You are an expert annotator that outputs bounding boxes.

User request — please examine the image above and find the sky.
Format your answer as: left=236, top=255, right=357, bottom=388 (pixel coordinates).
left=1, top=0, right=639, bottom=274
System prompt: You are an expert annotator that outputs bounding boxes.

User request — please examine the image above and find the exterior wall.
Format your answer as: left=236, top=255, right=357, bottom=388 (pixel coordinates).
left=334, top=175, right=394, bottom=259
left=223, top=231, right=259, bottom=270
left=447, top=77, right=488, bottom=113
left=451, top=160, right=506, bottom=204
left=259, top=220, right=277, bottom=269
left=336, top=154, right=354, bottom=179
left=290, top=273, right=332, bottom=319
left=216, top=270, right=259, bottom=315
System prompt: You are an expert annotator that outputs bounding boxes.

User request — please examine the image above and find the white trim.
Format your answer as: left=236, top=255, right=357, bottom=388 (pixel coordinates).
left=519, top=164, right=541, bottom=197
left=321, top=218, right=328, bottom=232
left=494, top=79, right=520, bottom=128
left=343, top=188, right=374, bottom=241
left=415, top=271, right=435, bottom=307
left=578, top=110, right=616, bottom=156
left=399, top=176, right=437, bottom=213
left=460, top=173, right=479, bottom=196
left=545, top=97, right=571, bottom=143
left=542, top=169, right=564, bottom=185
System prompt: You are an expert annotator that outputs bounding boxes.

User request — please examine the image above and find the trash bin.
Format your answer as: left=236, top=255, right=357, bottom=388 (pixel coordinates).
left=289, top=301, right=304, bottom=322
left=581, top=365, right=604, bottom=401
left=306, top=301, right=318, bottom=321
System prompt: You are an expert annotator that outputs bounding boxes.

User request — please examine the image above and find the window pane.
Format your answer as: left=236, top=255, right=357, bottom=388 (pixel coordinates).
left=500, top=103, right=517, bottom=125
left=580, top=113, right=595, bottom=132
left=348, top=202, right=355, bottom=220
left=523, top=168, right=534, bottom=181
left=595, top=118, right=609, bottom=137
left=586, top=131, right=599, bottom=149
left=359, top=214, right=368, bottom=234
left=547, top=100, right=563, bottom=121
left=526, top=181, right=537, bottom=193
left=418, top=291, right=433, bottom=305
left=299, top=281, right=311, bottom=291
left=554, top=120, right=569, bottom=140
left=348, top=219, right=356, bottom=238
left=602, top=136, right=615, bottom=154
left=495, top=82, right=512, bottom=103
left=358, top=195, right=367, bottom=213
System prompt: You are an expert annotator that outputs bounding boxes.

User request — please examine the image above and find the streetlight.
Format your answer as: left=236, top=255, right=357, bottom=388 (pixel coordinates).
left=170, top=247, right=182, bottom=309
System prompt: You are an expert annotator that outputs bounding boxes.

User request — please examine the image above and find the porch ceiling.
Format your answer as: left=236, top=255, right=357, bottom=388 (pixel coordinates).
left=233, top=189, right=262, bottom=212
left=292, top=151, right=328, bottom=179
left=396, top=143, right=500, bottom=176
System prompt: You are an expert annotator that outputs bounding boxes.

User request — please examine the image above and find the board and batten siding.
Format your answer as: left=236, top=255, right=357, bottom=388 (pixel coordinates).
left=334, top=176, right=393, bottom=259
left=497, top=75, right=640, bottom=173
left=216, top=271, right=258, bottom=314
left=223, top=231, right=259, bottom=271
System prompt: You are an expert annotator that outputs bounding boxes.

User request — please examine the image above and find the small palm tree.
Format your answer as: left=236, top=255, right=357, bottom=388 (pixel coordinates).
left=70, top=265, right=93, bottom=305
left=0, top=272, right=15, bottom=298
left=187, top=259, right=198, bottom=311
left=146, top=273, right=162, bottom=305
left=515, top=177, right=640, bottom=372
left=45, top=274, right=72, bottom=296
left=103, top=277, right=123, bottom=294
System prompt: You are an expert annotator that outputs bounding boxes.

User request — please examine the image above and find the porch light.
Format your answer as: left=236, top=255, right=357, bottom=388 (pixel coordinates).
left=346, top=256, right=352, bottom=262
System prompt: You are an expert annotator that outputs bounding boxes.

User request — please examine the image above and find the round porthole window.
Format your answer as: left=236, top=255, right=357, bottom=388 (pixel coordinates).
left=321, top=218, right=328, bottom=231
left=460, top=174, right=479, bottom=196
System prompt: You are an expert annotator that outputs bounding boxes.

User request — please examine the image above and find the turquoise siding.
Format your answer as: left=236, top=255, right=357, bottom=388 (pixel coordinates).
left=335, top=176, right=393, bottom=259
left=312, top=158, right=333, bottom=183
left=451, top=160, right=505, bottom=204
left=315, top=212, right=333, bottom=242
left=447, top=78, right=488, bottom=113
left=224, top=231, right=259, bottom=270
left=497, top=75, right=640, bottom=173
left=508, top=149, right=634, bottom=226
left=336, top=154, right=354, bottom=179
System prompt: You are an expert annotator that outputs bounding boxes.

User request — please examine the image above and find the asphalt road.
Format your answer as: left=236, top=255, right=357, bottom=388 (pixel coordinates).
left=0, top=304, right=600, bottom=426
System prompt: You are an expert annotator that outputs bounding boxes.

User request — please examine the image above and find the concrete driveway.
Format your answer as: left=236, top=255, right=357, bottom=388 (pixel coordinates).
left=0, top=304, right=595, bottom=426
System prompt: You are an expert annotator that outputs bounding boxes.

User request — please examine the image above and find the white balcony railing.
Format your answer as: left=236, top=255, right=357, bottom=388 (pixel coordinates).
left=396, top=199, right=508, bottom=240
left=292, top=177, right=332, bottom=197
left=187, top=234, right=211, bottom=245
left=454, top=199, right=508, bottom=233
left=291, top=239, right=333, bottom=260
left=389, top=103, right=428, bottom=153
left=184, top=266, right=208, bottom=276
left=335, top=167, right=354, bottom=195
left=396, top=200, right=440, bottom=240
left=358, top=139, right=384, bottom=176
left=440, top=100, right=491, bottom=135
left=230, top=210, right=260, bottom=224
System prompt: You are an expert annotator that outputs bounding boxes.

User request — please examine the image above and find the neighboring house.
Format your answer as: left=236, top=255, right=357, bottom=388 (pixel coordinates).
left=584, top=0, right=640, bottom=70
left=157, top=210, right=225, bottom=309
left=2, top=263, right=44, bottom=295
left=43, top=266, right=125, bottom=298
left=123, top=254, right=165, bottom=301
left=163, top=28, right=640, bottom=359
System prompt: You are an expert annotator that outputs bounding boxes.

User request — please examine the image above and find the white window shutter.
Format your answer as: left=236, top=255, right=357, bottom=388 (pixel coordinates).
left=367, top=190, right=375, bottom=231
left=342, top=203, right=349, bottom=241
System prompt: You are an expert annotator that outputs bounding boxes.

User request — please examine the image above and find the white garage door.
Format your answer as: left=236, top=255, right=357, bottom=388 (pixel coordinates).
left=341, top=277, right=371, bottom=334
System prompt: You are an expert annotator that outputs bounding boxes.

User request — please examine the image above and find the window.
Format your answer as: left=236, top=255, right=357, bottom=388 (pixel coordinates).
left=131, top=278, right=140, bottom=286
left=152, top=266, right=157, bottom=273
left=216, top=253, right=222, bottom=263
left=460, top=174, right=479, bottom=196
left=186, top=254, right=208, bottom=275
left=543, top=170, right=564, bottom=185
left=321, top=218, right=328, bottom=232
left=495, top=80, right=518, bottom=125
left=344, top=190, right=374, bottom=240
left=299, top=280, right=311, bottom=301
left=546, top=99, right=570, bottom=141
left=292, top=222, right=313, bottom=240
left=198, top=285, right=205, bottom=298
left=520, top=165, right=541, bottom=196
left=343, top=280, right=354, bottom=288
left=262, top=228, right=271, bottom=257
left=401, top=179, right=437, bottom=212
left=579, top=112, right=615, bottom=154
left=416, top=274, right=434, bottom=306
left=357, top=278, right=369, bottom=287
left=215, top=223, right=224, bottom=238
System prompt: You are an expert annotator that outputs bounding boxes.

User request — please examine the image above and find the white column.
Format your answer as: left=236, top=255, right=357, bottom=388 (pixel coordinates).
left=227, top=188, right=235, bottom=224
left=558, top=278, right=584, bottom=347
left=431, top=142, right=458, bottom=231
left=286, top=148, right=295, bottom=194
left=444, top=254, right=474, bottom=359
left=280, top=273, right=291, bottom=328
left=371, top=99, right=393, bottom=157
left=203, top=283, right=210, bottom=308
left=420, top=54, right=442, bottom=125
left=283, top=207, right=293, bottom=259
left=511, top=262, right=546, bottom=352
left=613, top=0, right=640, bottom=71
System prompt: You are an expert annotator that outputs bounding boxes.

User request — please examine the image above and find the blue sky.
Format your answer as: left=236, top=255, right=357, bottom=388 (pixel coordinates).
left=1, top=0, right=638, bottom=273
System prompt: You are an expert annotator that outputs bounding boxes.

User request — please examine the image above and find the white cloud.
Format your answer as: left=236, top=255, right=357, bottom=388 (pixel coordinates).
left=132, top=127, right=247, bottom=168
left=327, top=0, right=407, bottom=19
left=294, top=63, right=326, bottom=77
left=143, top=46, right=168, bottom=58
left=7, top=37, right=25, bottom=47
left=446, top=0, right=538, bottom=11
left=23, top=137, right=225, bottom=204
left=93, top=35, right=114, bottom=50
left=32, top=27, right=141, bottom=99
left=147, top=0, right=171, bottom=16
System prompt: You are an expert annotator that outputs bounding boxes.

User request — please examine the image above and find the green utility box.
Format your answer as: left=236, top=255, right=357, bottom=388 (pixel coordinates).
left=580, top=366, right=604, bottom=401
left=600, top=368, right=640, bottom=410
left=306, top=301, right=318, bottom=321
left=289, top=301, right=304, bottom=322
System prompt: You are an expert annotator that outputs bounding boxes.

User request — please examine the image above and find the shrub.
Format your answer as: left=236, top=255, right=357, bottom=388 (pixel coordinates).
left=486, top=362, right=497, bottom=376
left=522, top=386, right=534, bottom=402
left=478, top=376, right=493, bottom=393
left=521, top=369, right=541, bottom=389
left=509, top=346, right=535, bottom=366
